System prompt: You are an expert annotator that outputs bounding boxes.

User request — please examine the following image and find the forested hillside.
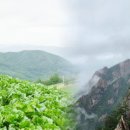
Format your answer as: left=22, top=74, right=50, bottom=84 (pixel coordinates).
left=0, top=50, right=75, bottom=81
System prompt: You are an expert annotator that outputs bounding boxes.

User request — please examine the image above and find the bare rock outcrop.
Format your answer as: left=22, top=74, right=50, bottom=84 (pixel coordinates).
left=76, top=59, right=130, bottom=130
left=115, top=116, right=129, bottom=130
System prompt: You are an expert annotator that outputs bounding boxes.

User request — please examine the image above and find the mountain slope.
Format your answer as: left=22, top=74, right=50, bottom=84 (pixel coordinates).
left=0, top=50, right=75, bottom=81
left=114, top=90, right=130, bottom=130
left=76, top=59, right=130, bottom=130
left=99, top=89, right=130, bottom=130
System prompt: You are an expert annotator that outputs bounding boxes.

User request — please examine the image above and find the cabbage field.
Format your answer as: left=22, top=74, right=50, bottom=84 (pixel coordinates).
left=0, top=75, right=74, bottom=130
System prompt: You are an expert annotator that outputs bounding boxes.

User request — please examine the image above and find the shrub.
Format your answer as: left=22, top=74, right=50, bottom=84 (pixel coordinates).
left=38, top=74, right=62, bottom=86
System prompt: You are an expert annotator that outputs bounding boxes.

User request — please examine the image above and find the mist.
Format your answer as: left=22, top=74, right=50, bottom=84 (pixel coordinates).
left=0, top=0, right=130, bottom=92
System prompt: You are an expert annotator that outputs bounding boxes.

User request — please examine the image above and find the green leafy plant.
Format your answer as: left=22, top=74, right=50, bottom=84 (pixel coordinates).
left=0, top=75, right=74, bottom=130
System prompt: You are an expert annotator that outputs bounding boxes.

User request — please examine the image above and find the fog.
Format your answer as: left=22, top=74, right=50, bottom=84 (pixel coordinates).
left=0, top=0, right=130, bottom=84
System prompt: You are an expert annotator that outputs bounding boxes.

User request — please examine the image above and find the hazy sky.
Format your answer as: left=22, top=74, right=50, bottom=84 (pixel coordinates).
left=0, top=0, right=130, bottom=78
left=0, top=0, right=70, bottom=47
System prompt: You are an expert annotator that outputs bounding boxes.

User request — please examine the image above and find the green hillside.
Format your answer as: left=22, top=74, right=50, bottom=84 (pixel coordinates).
left=0, top=75, right=74, bottom=130
left=0, top=50, right=75, bottom=81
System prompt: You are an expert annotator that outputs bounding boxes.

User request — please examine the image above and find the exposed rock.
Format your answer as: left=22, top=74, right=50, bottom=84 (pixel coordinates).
left=99, top=114, right=108, bottom=122
left=108, top=98, right=114, bottom=105
left=120, top=59, right=130, bottom=77
left=76, top=59, right=130, bottom=130
left=115, top=116, right=129, bottom=130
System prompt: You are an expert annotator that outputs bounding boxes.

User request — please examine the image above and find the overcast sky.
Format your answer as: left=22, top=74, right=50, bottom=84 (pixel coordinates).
left=0, top=0, right=130, bottom=79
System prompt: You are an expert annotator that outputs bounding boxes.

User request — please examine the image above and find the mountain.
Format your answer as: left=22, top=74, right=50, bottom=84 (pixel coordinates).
left=99, top=88, right=130, bottom=130
left=76, top=59, right=130, bottom=130
left=0, top=50, right=75, bottom=81
left=114, top=90, right=130, bottom=130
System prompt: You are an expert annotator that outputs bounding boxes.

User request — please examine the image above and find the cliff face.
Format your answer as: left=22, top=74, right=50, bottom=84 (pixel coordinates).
left=115, top=116, right=129, bottom=130
left=114, top=90, right=130, bottom=130
left=76, top=59, right=130, bottom=130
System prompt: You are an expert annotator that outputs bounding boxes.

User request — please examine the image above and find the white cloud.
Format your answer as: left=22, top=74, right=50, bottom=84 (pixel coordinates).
left=1, top=0, right=130, bottom=79
left=96, top=53, right=123, bottom=60
left=0, top=0, right=70, bottom=48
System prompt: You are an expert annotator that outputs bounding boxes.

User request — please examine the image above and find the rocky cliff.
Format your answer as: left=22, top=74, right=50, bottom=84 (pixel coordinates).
left=114, top=89, right=130, bottom=130
left=76, top=59, right=130, bottom=130
left=114, top=116, right=129, bottom=130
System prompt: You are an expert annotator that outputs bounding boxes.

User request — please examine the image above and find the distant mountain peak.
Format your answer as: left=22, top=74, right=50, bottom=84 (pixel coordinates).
left=94, top=66, right=109, bottom=77
left=123, top=58, right=130, bottom=62
left=76, top=59, right=130, bottom=130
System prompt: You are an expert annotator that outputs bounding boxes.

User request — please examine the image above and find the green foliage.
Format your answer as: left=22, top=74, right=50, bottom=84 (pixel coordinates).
left=0, top=50, right=75, bottom=81
left=0, top=75, right=75, bottom=130
left=97, top=103, right=128, bottom=130
left=37, top=74, right=62, bottom=86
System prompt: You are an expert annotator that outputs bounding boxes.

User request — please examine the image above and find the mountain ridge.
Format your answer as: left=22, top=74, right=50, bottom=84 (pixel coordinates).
left=0, top=50, right=75, bottom=81
left=76, top=59, right=130, bottom=130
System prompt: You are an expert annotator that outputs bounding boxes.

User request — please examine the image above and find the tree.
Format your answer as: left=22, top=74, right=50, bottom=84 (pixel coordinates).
left=97, top=104, right=128, bottom=130
left=37, top=74, right=62, bottom=86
